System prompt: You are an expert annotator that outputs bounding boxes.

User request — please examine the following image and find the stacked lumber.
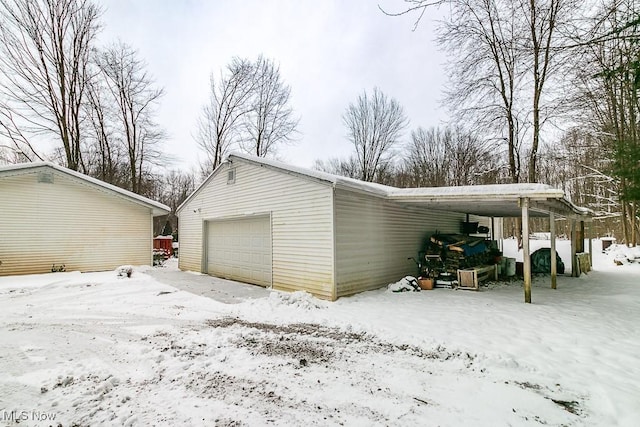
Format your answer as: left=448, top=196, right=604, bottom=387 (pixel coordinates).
left=426, top=233, right=495, bottom=273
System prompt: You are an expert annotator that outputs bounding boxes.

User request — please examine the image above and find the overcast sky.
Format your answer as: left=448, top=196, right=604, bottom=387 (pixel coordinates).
left=98, top=0, right=448, bottom=170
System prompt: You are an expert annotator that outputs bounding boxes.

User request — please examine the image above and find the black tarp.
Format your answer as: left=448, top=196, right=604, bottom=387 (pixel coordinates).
left=531, top=248, right=565, bottom=274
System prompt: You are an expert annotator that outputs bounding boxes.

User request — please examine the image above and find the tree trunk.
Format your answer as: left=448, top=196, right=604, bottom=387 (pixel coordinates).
left=621, top=195, right=630, bottom=246
left=630, top=201, right=637, bottom=247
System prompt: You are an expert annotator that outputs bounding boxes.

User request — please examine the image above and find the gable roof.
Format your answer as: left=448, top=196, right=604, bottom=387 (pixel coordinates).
left=229, top=152, right=394, bottom=196
left=178, top=153, right=591, bottom=219
left=177, top=152, right=393, bottom=212
left=0, top=162, right=170, bottom=216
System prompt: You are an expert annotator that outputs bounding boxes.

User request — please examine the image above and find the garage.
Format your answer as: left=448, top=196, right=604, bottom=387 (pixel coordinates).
left=0, top=162, right=169, bottom=276
left=179, top=153, right=590, bottom=302
left=206, top=215, right=272, bottom=287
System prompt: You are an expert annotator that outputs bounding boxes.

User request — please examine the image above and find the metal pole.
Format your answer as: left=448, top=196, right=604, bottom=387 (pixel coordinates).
left=522, top=198, right=531, bottom=303
left=588, top=220, right=593, bottom=268
left=550, top=212, right=557, bottom=289
left=570, top=219, right=578, bottom=277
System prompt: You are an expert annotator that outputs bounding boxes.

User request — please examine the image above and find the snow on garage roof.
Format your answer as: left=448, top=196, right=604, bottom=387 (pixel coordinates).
left=180, top=153, right=591, bottom=219
left=228, top=152, right=394, bottom=196
left=0, top=162, right=170, bottom=216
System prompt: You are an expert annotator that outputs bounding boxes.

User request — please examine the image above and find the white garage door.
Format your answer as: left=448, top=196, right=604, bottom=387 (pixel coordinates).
left=206, top=216, right=272, bottom=287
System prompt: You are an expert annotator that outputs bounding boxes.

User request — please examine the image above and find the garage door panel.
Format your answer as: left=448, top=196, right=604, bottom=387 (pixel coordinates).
left=207, top=216, right=272, bottom=287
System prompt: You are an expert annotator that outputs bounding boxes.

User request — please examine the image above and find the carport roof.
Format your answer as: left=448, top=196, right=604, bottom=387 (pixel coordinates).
left=388, top=184, right=591, bottom=219
left=196, top=153, right=591, bottom=220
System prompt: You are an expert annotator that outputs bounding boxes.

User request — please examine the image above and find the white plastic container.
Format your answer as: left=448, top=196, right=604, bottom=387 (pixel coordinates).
left=505, top=257, right=516, bottom=277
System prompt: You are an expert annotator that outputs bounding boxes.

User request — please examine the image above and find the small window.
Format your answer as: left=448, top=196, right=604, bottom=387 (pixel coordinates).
left=37, top=171, right=54, bottom=184
left=227, top=168, right=236, bottom=184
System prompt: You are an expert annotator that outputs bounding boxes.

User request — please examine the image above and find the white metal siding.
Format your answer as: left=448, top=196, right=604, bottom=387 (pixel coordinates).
left=179, top=161, right=335, bottom=299
left=206, top=215, right=272, bottom=286
left=334, top=189, right=468, bottom=297
left=0, top=171, right=152, bottom=276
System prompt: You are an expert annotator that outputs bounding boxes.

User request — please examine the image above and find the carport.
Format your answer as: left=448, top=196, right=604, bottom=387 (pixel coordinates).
left=388, top=183, right=593, bottom=303
left=179, top=153, right=593, bottom=301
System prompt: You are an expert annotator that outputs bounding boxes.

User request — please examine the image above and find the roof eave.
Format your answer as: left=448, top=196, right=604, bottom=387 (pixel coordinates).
left=334, top=180, right=389, bottom=198
left=228, top=153, right=337, bottom=186
left=177, top=160, right=230, bottom=213
left=389, top=189, right=566, bottom=202
left=0, top=162, right=170, bottom=215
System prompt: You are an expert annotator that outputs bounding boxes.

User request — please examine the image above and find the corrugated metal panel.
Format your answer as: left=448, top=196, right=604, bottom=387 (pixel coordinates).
left=0, top=171, right=152, bottom=276
left=178, top=161, right=335, bottom=299
left=334, top=189, right=468, bottom=297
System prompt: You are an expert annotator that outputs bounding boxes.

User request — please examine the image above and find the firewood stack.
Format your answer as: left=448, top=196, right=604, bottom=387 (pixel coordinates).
left=426, top=233, right=496, bottom=274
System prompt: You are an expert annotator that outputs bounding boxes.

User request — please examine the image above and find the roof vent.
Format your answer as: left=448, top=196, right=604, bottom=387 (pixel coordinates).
left=227, top=168, right=236, bottom=184
left=37, top=171, right=54, bottom=184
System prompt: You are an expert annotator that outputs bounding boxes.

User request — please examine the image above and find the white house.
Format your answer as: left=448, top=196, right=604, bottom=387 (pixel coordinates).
left=0, top=162, right=170, bottom=276
left=179, top=154, right=510, bottom=300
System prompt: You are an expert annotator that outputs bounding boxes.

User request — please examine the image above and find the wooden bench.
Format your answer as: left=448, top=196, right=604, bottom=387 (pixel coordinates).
left=457, top=265, right=498, bottom=290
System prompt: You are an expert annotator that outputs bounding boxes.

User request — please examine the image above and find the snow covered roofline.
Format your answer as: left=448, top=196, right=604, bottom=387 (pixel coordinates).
left=390, top=183, right=565, bottom=199
left=180, top=153, right=591, bottom=219
left=0, top=162, right=170, bottom=216
left=227, top=152, right=394, bottom=196
left=388, top=184, right=590, bottom=218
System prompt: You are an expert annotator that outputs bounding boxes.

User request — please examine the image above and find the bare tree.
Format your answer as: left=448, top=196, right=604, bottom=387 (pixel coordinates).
left=313, top=156, right=361, bottom=179
left=196, top=55, right=298, bottom=168
left=157, top=168, right=197, bottom=236
left=95, top=42, right=165, bottom=194
left=82, top=69, right=126, bottom=185
left=0, top=0, right=101, bottom=170
left=570, top=0, right=640, bottom=245
left=241, top=55, right=299, bottom=157
left=518, top=0, right=569, bottom=182
left=195, top=57, right=255, bottom=174
left=436, top=0, right=526, bottom=183
left=403, top=126, right=500, bottom=187
left=0, top=140, right=34, bottom=164
left=404, top=127, right=451, bottom=187
left=343, top=87, right=408, bottom=182
left=0, top=106, right=45, bottom=162
left=385, top=0, right=578, bottom=184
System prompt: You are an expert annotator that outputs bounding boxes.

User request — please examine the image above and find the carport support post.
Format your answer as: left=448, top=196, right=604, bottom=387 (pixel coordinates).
left=550, top=212, right=557, bottom=290
left=588, top=220, right=593, bottom=267
left=522, top=198, right=532, bottom=303
left=571, top=219, right=578, bottom=277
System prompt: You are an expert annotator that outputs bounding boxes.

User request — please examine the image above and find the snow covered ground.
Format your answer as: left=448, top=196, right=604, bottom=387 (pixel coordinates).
left=1, top=240, right=639, bottom=426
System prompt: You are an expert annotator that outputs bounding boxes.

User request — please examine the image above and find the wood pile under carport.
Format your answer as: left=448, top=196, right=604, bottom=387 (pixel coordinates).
left=426, top=234, right=499, bottom=274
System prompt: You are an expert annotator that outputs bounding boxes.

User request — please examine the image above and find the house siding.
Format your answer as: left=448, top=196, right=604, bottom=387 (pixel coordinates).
left=178, top=161, right=335, bottom=299
left=334, top=188, right=469, bottom=297
left=0, top=170, right=153, bottom=276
